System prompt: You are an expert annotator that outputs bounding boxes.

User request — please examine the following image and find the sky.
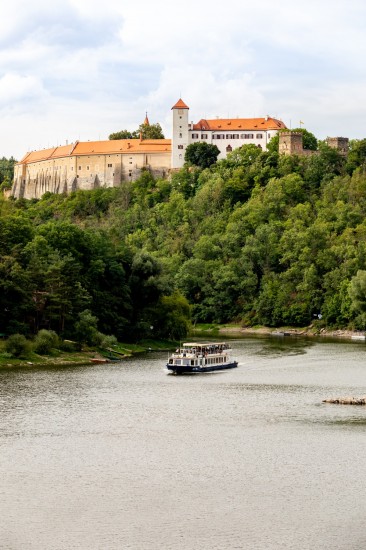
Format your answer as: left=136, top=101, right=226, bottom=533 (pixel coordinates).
left=1, top=0, right=366, bottom=159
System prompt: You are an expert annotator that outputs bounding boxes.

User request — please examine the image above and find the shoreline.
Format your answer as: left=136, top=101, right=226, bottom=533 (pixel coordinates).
left=216, top=326, right=366, bottom=341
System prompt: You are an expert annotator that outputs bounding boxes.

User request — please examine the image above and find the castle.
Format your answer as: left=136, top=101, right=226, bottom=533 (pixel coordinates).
left=12, top=98, right=288, bottom=199
left=12, top=99, right=348, bottom=200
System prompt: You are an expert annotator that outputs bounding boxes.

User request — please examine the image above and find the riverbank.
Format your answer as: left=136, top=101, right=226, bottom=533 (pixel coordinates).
left=0, top=339, right=175, bottom=369
left=192, top=324, right=366, bottom=341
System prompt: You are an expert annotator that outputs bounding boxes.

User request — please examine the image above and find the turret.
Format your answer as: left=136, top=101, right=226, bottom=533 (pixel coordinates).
left=325, top=137, right=349, bottom=156
left=278, top=131, right=303, bottom=156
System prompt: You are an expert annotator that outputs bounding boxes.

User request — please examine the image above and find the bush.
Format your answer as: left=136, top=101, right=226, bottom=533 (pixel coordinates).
left=74, top=310, right=100, bottom=346
left=59, top=340, right=80, bottom=352
left=99, top=334, right=118, bottom=348
left=33, top=330, right=59, bottom=355
left=5, top=334, right=31, bottom=358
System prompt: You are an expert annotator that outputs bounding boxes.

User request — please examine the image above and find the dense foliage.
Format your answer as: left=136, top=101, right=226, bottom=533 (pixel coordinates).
left=185, top=142, right=220, bottom=168
left=109, top=122, right=164, bottom=140
left=0, top=157, right=16, bottom=190
left=3, top=136, right=366, bottom=340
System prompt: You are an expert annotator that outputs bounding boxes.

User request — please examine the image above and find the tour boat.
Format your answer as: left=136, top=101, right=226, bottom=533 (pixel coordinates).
left=166, top=342, right=238, bottom=374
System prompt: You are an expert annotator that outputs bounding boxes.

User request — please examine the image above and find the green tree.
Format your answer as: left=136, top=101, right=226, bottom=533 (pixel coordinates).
left=74, top=310, right=100, bottom=346
left=0, top=157, right=17, bottom=189
left=137, top=122, right=164, bottom=140
left=33, top=329, right=59, bottom=354
left=346, top=139, right=366, bottom=174
left=349, top=270, right=366, bottom=328
left=185, top=142, right=220, bottom=168
left=109, top=130, right=135, bottom=140
left=109, top=122, right=164, bottom=141
left=5, top=334, right=31, bottom=358
left=153, top=291, right=191, bottom=339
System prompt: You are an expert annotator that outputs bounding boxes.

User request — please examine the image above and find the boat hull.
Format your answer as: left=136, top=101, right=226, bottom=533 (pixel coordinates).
left=167, top=361, right=238, bottom=374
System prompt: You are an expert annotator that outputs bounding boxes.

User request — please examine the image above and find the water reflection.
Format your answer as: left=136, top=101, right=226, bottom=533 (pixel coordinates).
left=254, top=335, right=313, bottom=357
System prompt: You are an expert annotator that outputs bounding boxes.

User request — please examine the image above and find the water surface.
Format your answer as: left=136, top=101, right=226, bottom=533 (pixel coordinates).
left=1, top=336, right=366, bottom=549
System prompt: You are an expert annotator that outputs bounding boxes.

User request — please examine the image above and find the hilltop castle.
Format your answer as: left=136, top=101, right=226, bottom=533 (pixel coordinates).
left=13, top=100, right=348, bottom=200
left=12, top=98, right=288, bottom=199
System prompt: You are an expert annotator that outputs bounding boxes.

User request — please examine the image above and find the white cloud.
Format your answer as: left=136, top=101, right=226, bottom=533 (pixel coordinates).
left=1, top=0, right=366, bottom=159
left=0, top=73, right=47, bottom=105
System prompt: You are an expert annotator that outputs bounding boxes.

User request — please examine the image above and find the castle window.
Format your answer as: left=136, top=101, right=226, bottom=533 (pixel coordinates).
left=201, top=134, right=208, bottom=139
left=71, top=167, right=73, bottom=171
left=107, top=163, right=112, bottom=168
left=192, top=133, right=199, bottom=139
left=178, top=145, right=184, bottom=149
left=233, top=134, right=239, bottom=139
left=256, top=133, right=263, bottom=139
left=78, top=166, right=81, bottom=170
left=226, top=134, right=233, bottom=139
left=226, top=145, right=232, bottom=152
left=179, top=154, right=182, bottom=159
left=87, top=166, right=90, bottom=170
left=129, top=161, right=133, bottom=164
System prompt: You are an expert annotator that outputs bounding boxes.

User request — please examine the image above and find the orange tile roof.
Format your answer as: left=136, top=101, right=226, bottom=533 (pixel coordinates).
left=192, top=117, right=287, bottom=131
left=17, top=139, right=172, bottom=165
left=171, top=98, right=189, bottom=110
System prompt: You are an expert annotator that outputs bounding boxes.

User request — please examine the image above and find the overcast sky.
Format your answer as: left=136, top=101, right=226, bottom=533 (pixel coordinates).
left=1, top=0, right=366, bottom=159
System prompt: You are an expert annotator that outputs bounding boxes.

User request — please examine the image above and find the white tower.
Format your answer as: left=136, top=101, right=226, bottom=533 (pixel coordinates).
left=171, top=98, right=189, bottom=169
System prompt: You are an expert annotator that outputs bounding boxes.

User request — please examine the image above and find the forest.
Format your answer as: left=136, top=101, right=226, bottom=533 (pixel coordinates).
left=2, top=136, right=366, bottom=345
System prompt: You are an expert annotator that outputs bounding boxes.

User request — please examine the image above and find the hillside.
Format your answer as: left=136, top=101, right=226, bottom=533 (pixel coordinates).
left=2, top=139, right=366, bottom=340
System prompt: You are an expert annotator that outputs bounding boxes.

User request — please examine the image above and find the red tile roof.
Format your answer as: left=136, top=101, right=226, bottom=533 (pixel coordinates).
left=192, top=117, right=286, bottom=131
left=171, top=98, right=189, bottom=110
left=17, top=139, right=172, bottom=165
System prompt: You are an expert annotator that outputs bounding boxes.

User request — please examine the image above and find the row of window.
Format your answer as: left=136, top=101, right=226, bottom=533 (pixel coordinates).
left=191, top=133, right=264, bottom=139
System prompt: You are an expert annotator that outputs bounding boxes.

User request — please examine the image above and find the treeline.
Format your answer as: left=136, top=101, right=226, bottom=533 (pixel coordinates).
left=0, top=191, right=190, bottom=341
left=3, top=137, right=366, bottom=339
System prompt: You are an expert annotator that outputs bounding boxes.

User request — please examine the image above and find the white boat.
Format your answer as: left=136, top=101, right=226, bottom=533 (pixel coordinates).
left=166, top=342, right=238, bottom=374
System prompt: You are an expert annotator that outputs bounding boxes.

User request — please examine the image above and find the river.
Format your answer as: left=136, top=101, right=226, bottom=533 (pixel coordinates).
left=1, top=336, right=366, bottom=549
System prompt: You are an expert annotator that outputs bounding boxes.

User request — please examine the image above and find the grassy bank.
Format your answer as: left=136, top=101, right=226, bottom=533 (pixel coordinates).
left=0, top=339, right=177, bottom=368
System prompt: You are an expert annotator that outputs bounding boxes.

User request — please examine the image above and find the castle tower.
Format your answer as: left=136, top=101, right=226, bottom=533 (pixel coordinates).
left=325, top=137, right=349, bottom=156
left=171, top=98, right=189, bottom=169
left=278, top=131, right=304, bottom=156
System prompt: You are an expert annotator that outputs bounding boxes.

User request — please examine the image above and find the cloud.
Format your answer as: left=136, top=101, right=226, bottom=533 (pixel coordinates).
left=1, top=0, right=366, bottom=159
left=0, top=73, right=47, bottom=106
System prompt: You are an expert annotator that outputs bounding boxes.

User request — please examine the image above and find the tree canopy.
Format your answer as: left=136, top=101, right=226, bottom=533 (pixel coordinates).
left=109, top=122, right=164, bottom=141
left=184, top=142, right=220, bottom=168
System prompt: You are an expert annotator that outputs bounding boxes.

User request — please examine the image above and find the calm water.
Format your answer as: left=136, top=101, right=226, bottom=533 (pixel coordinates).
left=1, top=336, right=366, bottom=550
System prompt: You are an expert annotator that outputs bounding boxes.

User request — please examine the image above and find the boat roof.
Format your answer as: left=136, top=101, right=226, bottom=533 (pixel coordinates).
left=182, top=342, right=229, bottom=347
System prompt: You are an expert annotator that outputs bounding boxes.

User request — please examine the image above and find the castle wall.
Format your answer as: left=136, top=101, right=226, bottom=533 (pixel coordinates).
left=12, top=150, right=171, bottom=199
left=279, top=132, right=349, bottom=157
